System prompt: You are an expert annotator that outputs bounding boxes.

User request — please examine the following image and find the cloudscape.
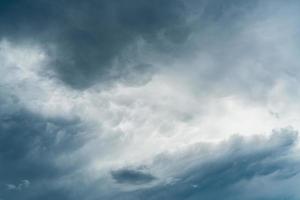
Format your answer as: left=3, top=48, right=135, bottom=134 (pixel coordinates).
left=1, top=0, right=300, bottom=199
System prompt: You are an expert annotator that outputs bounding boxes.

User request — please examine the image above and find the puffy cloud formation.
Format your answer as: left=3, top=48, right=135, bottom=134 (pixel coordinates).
left=1, top=0, right=300, bottom=199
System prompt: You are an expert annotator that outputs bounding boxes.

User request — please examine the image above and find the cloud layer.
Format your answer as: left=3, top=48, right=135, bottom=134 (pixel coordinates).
left=1, top=0, right=300, bottom=199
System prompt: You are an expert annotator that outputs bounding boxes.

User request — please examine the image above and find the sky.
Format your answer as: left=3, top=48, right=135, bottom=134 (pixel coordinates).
left=1, top=0, right=300, bottom=199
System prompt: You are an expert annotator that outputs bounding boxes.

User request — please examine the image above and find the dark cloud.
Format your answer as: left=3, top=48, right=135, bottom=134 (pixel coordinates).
left=114, top=129, right=300, bottom=200
left=0, top=96, right=85, bottom=200
left=0, top=0, right=260, bottom=89
left=1, top=1, right=300, bottom=200
left=111, top=168, right=156, bottom=185
left=0, top=95, right=299, bottom=200
left=0, top=0, right=190, bottom=89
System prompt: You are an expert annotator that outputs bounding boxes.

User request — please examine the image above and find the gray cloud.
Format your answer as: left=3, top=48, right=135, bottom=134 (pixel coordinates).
left=0, top=0, right=191, bottom=89
left=0, top=0, right=262, bottom=90
left=0, top=95, right=85, bottom=200
left=158, top=0, right=300, bottom=104
left=0, top=95, right=299, bottom=200
left=113, top=129, right=300, bottom=200
left=111, top=168, right=156, bottom=185
left=1, top=0, right=300, bottom=200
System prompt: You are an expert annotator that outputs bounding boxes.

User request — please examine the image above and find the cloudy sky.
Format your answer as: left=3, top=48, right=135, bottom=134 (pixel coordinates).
left=1, top=0, right=300, bottom=199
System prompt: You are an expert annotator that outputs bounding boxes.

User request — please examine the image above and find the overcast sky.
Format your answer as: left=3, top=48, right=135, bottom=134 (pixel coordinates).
left=1, top=0, right=300, bottom=199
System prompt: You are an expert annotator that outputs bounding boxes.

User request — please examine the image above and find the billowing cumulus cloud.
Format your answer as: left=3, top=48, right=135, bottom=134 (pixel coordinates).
left=1, top=0, right=300, bottom=200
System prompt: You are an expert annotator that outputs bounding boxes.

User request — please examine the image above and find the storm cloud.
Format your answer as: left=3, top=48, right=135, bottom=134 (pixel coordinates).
left=1, top=0, right=300, bottom=200
left=111, top=168, right=156, bottom=185
left=0, top=0, right=190, bottom=89
left=114, top=129, right=300, bottom=200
